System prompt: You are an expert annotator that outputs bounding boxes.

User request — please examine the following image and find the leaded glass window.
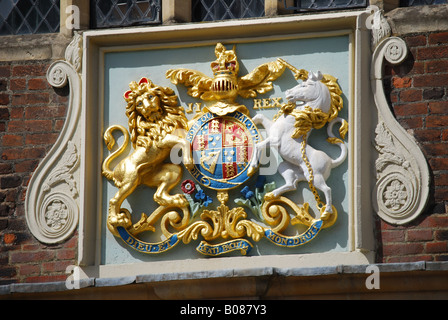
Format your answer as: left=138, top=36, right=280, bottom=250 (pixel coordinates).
left=286, top=0, right=367, bottom=11
left=90, top=0, right=161, bottom=29
left=400, top=0, right=447, bottom=6
left=192, top=0, right=265, bottom=22
left=0, top=0, right=60, bottom=36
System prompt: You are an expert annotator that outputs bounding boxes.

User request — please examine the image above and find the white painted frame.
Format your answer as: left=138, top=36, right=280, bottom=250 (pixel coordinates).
left=77, top=12, right=375, bottom=278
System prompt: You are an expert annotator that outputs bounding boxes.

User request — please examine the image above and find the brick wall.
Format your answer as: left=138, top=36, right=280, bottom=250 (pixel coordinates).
left=378, top=31, right=448, bottom=263
left=0, top=60, right=76, bottom=284
left=0, top=18, right=447, bottom=286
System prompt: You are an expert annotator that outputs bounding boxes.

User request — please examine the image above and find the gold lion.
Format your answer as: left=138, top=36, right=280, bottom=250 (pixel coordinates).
left=102, top=77, right=192, bottom=235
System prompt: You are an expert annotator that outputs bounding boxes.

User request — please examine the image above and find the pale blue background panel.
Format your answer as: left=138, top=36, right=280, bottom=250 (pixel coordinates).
left=101, top=35, right=350, bottom=265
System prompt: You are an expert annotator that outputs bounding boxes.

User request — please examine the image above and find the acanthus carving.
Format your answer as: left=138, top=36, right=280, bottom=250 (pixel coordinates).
left=374, top=122, right=420, bottom=222
left=42, top=141, right=79, bottom=197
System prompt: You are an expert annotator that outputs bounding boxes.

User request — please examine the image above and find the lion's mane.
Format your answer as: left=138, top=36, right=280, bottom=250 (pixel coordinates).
left=124, top=79, right=188, bottom=148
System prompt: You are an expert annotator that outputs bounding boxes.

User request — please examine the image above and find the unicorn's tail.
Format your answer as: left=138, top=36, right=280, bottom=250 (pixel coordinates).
left=326, top=117, right=348, bottom=168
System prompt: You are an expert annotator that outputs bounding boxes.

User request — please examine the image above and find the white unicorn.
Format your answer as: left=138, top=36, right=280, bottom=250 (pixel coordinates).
left=248, top=71, right=347, bottom=220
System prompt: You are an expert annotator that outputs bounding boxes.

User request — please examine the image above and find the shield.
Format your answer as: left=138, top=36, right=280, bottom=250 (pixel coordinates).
left=186, top=111, right=261, bottom=190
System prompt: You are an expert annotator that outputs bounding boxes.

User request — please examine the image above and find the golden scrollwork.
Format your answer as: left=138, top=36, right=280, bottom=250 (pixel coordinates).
left=178, top=191, right=265, bottom=244
left=261, top=197, right=337, bottom=231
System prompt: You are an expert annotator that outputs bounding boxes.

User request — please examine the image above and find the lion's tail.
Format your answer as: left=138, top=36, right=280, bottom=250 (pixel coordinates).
left=102, top=125, right=130, bottom=181
left=326, top=117, right=348, bottom=169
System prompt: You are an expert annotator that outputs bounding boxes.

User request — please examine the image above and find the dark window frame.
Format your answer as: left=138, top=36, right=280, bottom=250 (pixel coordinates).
left=90, top=0, right=162, bottom=29
left=0, top=0, right=60, bottom=36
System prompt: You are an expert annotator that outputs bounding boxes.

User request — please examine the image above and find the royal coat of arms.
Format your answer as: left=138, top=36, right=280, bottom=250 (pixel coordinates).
left=102, top=43, right=348, bottom=256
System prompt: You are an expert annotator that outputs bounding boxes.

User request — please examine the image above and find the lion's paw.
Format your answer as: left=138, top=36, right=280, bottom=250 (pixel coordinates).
left=108, top=209, right=132, bottom=228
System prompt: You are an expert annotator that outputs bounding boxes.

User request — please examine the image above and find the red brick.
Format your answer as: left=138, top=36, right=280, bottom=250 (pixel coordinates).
left=398, top=117, right=423, bottom=130
left=429, top=158, right=448, bottom=171
left=0, top=65, right=11, bottom=78
left=426, top=241, right=447, bottom=253
left=423, top=88, right=445, bottom=100
left=413, top=74, right=448, bottom=87
left=390, top=92, right=399, bottom=104
left=8, top=119, right=52, bottom=132
left=63, top=235, right=77, bottom=249
left=1, top=147, right=46, bottom=160
left=435, top=189, right=448, bottom=203
left=0, top=175, right=22, bottom=189
left=407, top=229, right=433, bottom=241
left=12, top=64, right=48, bottom=77
left=10, top=79, right=26, bottom=91
left=424, top=144, right=448, bottom=157
left=25, top=106, right=65, bottom=119
left=381, top=230, right=405, bottom=243
left=43, top=260, right=72, bottom=273
left=21, top=243, right=42, bottom=251
left=56, top=249, right=76, bottom=260
left=28, top=78, right=49, bottom=90
left=429, top=101, right=448, bottom=113
left=0, top=93, right=10, bottom=105
left=12, top=93, right=50, bottom=106
left=428, top=31, right=448, bottom=45
left=394, top=103, right=427, bottom=116
left=383, top=243, right=424, bottom=256
left=12, top=93, right=49, bottom=106
left=3, top=233, right=16, bottom=244
left=406, top=35, right=427, bottom=47
left=25, top=133, right=59, bottom=145
left=435, top=173, right=448, bottom=186
left=9, top=107, right=23, bottom=119
left=392, top=77, right=412, bottom=88
left=426, top=115, right=448, bottom=128
left=0, top=267, right=17, bottom=278
left=411, top=61, right=425, bottom=75
left=417, top=46, right=448, bottom=60
left=386, top=255, right=433, bottom=263
left=2, top=134, right=23, bottom=147
left=399, top=89, right=422, bottom=102
left=0, top=107, right=9, bottom=120
left=25, top=274, right=67, bottom=283
left=15, top=160, right=39, bottom=173
left=10, top=250, right=54, bottom=264
left=426, top=214, right=448, bottom=228
left=54, top=119, right=65, bottom=131
left=443, top=129, right=448, bottom=141
left=3, top=188, right=17, bottom=202
left=426, top=60, right=448, bottom=73
left=436, top=230, right=448, bottom=241
left=0, top=163, right=12, bottom=174
left=414, top=129, right=441, bottom=141
left=18, top=264, right=40, bottom=276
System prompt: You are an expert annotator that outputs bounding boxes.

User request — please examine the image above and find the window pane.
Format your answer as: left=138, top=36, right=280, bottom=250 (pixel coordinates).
left=192, top=0, right=265, bottom=22
left=0, top=0, right=60, bottom=36
left=400, top=0, right=447, bottom=5
left=90, top=0, right=161, bottom=29
left=287, top=0, right=367, bottom=11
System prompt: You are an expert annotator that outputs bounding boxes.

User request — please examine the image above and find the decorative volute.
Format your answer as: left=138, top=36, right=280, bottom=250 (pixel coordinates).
left=25, top=33, right=82, bottom=244
left=369, top=7, right=430, bottom=225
